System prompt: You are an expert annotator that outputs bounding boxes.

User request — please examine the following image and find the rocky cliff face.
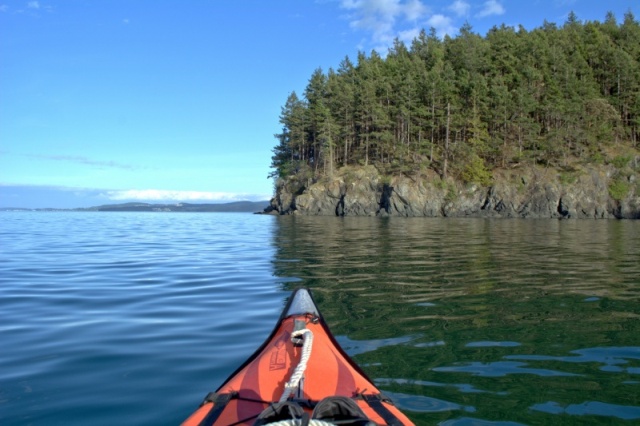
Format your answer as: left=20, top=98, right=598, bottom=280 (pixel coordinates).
left=267, top=165, right=640, bottom=219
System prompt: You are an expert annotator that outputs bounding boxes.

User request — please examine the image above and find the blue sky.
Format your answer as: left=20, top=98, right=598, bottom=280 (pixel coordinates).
left=1, top=0, right=638, bottom=208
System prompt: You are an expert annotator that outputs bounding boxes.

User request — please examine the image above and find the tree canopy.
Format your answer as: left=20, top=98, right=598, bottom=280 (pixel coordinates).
left=271, top=12, right=640, bottom=185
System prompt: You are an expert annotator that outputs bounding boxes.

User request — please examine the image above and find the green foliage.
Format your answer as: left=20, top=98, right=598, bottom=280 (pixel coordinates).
left=461, top=154, right=493, bottom=186
left=445, top=183, right=458, bottom=202
left=433, top=179, right=458, bottom=201
left=341, top=167, right=358, bottom=186
left=590, top=151, right=605, bottom=164
left=611, top=155, right=632, bottom=169
left=433, top=178, right=447, bottom=191
left=608, top=179, right=630, bottom=200
left=380, top=174, right=393, bottom=185
left=517, top=179, right=526, bottom=194
left=559, top=171, right=578, bottom=185
left=269, top=12, right=640, bottom=185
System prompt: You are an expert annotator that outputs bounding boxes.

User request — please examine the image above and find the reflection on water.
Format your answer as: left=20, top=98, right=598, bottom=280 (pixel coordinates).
left=432, top=361, right=581, bottom=377
left=440, top=417, right=525, bottom=426
left=506, top=347, right=640, bottom=373
left=530, top=401, right=640, bottom=420
left=465, top=341, right=521, bottom=347
left=383, top=390, right=476, bottom=414
left=2, top=213, right=636, bottom=425
left=335, top=334, right=421, bottom=356
left=272, top=217, right=640, bottom=425
left=376, top=378, right=508, bottom=395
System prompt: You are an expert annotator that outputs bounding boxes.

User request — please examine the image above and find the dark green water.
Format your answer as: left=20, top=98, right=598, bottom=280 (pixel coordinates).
left=272, top=217, right=640, bottom=425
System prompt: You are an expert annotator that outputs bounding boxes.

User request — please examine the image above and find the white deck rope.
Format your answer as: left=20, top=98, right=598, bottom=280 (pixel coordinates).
left=265, top=329, right=339, bottom=425
left=279, top=328, right=314, bottom=403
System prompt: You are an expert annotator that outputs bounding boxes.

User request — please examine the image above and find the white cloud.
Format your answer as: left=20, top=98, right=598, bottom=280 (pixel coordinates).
left=448, top=0, right=470, bottom=17
left=554, top=0, right=577, bottom=6
left=403, top=0, right=428, bottom=21
left=427, top=14, right=457, bottom=38
left=27, top=153, right=141, bottom=170
left=339, top=0, right=430, bottom=50
left=25, top=1, right=53, bottom=13
left=476, top=0, right=505, bottom=18
left=105, top=189, right=269, bottom=203
left=0, top=5, right=9, bottom=12
left=398, top=27, right=421, bottom=44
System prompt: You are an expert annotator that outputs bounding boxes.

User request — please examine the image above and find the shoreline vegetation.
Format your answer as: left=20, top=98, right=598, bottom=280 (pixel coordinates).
left=267, top=12, right=640, bottom=218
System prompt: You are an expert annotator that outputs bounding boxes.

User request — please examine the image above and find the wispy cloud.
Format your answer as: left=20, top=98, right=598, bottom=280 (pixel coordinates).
left=427, top=14, right=457, bottom=37
left=554, top=0, right=577, bottom=6
left=10, top=1, right=53, bottom=14
left=104, top=189, right=269, bottom=203
left=403, top=0, right=428, bottom=21
left=398, top=27, right=422, bottom=43
left=32, top=1, right=54, bottom=13
left=476, top=0, right=505, bottom=18
left=449, top=0, right=470, bottom=17
left=339, top=0, right=430, bottom=51
left=27, top=154, right=143, bottom=171
left=0, top=4, right=9, bottom=13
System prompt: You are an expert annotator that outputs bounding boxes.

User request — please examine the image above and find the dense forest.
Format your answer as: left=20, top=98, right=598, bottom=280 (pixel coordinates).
left=270, top=12, right=640, bottom=186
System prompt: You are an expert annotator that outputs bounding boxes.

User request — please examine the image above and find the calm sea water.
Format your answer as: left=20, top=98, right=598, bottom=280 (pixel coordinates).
left=1, top=212, right=638, bottom=425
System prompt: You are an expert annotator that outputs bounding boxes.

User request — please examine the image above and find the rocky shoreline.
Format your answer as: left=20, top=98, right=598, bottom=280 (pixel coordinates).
left=265, top=165, right=640, bottom=219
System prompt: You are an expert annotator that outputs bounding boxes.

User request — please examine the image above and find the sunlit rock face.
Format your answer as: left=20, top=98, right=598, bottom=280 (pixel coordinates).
left=269, top=165, right=640, bottom=219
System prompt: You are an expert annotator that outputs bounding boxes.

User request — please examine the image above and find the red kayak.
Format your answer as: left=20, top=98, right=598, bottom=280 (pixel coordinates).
left=182, top=288, right=414, bottom=425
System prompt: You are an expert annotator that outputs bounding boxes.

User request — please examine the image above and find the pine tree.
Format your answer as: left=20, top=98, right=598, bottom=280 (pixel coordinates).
left=270, top=13, right=640, bottom=181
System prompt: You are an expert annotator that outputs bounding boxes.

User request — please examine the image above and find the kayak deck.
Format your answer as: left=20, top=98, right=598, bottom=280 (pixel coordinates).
left=182, top=289, right=414, bottom=425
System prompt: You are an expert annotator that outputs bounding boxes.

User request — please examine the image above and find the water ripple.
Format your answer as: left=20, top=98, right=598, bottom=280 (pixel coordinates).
left=530, top=400, right=640, bottom=420
left=439, top=417, right=526, bottom=426
left=383, top=390, right=475, bottom=414
left=506, top=346, right=640, bottom=373
left=432, top=361, right=581, bottom=377
left=0, top=212, right=283, bottom=425
left=2, top=213, right=639, bottom=425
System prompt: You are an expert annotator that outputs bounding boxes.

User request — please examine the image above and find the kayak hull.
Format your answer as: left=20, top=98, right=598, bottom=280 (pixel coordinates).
left=182, top=289, right=414, bottom=425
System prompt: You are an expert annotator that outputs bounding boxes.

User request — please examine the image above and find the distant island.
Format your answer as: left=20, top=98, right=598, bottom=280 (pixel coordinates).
left=1, top=201, right=271, bottom=213
left=266, top=12, right=640, bottom=218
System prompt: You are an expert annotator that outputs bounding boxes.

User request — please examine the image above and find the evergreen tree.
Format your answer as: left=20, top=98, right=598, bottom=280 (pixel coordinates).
left=269, top=12, right=640, bottom=182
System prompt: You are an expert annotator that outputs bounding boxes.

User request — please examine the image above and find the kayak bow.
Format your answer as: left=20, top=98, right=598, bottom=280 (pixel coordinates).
left=182, top=288, right=414, bottom=426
